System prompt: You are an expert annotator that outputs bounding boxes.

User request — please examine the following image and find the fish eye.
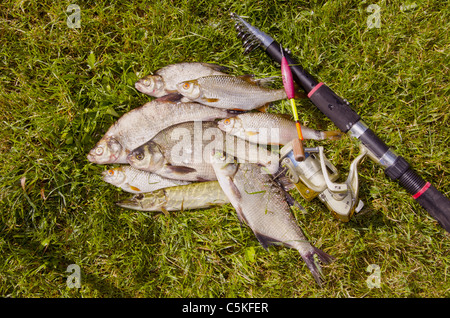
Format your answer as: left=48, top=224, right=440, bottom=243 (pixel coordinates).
left=108, top=169, right=114, bottom=176
left=95, top=147, right=104, bottom=155
left=223, top=119, right=231, bottom=125
left=182, top=82, right=190, bottom=90
left=135, top=153, right=144, bottom=160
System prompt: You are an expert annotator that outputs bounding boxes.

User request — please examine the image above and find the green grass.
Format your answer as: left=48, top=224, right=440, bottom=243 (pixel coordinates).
left=1, top=0, right=449, bottom=298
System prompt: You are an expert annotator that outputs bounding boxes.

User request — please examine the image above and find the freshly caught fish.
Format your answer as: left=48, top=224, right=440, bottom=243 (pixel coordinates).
left=135, top=62, right=229, bottom=97
left=218, top=112, right=342, bottom=145
left=176, top=75, right=288, bottom=110
left=210, top=151, right=334, bottom=286
left=87, top=96, right=232, bottom=164
left=115, top=181, right=230, bottom=213
left=127, top=121, right=279, bottom=181
left=102, top=165, right=190, bottom=193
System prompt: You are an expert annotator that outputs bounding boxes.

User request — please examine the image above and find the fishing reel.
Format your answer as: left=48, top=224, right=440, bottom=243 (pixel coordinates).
left=280, top=142, right=367, bottom=222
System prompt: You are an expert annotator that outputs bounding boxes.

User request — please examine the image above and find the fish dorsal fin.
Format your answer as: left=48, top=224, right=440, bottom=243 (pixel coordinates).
left=237, top=75, right=279, bottom=88
left=278, top=113, right=294, bottom=120
left=254, top=76, right=280, bottom=88
left=200, top=62, right=231, bottom=73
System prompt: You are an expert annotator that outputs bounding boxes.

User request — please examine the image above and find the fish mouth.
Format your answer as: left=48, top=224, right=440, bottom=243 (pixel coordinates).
left=116, top=193, right=145, bottom=210
left=87, top=153, right=95, bottom=162
left=135, top=80, right=161, bottom=96
left=126, top=153, right=135, bottom=165
left=87, top=151, right=118, bottom=164
left=134, top=81, right=148, bottom=92
left=100, top=170, right=111, bottom=181
left=87, top=152, right=101, bottom=163
left=115, top=199, right=138, bottom=209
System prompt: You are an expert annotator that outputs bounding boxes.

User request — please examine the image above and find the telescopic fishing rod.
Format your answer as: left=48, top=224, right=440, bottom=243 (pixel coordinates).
left=231, top=13, right=450, bottom=233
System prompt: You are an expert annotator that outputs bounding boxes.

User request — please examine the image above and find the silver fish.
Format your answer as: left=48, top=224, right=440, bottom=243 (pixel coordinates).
left=211, top=151, right=334, bottom=286
left=135, top=62, right=229, bottom=97
left=102, top=165, right=190, bottom=193
left=115, top=181, right=229, bottom=212
left=218, top=112, right=343, bottom=145
left=87, top=96, right=232, bottom=164
left=176, top=75, right=288, bottom=110
left=127, top=121, right=279, bottom=181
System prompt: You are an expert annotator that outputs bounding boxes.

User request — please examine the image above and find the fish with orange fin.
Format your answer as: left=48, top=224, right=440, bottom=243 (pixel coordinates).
left=135, top=62, right=230, bottom=97
left=87, top=95, right=233, bottom=165
left=102, top=165, right=190, bottom=194
left=218, top=112, right=342, bottom=145
left=176, top=74, right=291, bottom=111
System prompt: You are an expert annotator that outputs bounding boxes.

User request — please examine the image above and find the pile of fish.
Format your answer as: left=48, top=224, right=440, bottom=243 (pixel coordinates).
left=87, top=62, right=342, bottom=286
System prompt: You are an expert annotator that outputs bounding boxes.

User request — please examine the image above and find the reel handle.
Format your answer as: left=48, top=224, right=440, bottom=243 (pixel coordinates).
left=292, top=138, right=305, bottom=162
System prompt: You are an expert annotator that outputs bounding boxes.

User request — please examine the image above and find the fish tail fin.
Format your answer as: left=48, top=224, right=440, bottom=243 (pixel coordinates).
left=301, top=247, right=335, bottom=287
left=321, top=130, right=344, bottom=141
left=256, top=103, right=270, bottom=112
left=293, top=89, right=307, bottom=99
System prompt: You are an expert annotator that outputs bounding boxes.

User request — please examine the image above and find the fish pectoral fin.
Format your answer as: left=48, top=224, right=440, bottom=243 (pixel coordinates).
left=245, top=130, right=259, bottom=137
left=129, top=185, right=141, bottom=192
left=166, top=165, right=197, bottom=175
left=226, top=109, right=246, bottom=114
left=202, top=97, right=219, bottom=103
left=160, top=206, right=170, bottom=217
left=227, top=177, right=241, bottom=200
left=253, top=231, right=280, bottom=250
left=156, top=93, right=184, bottom=102
left=234, top=203, right=248, bottom=225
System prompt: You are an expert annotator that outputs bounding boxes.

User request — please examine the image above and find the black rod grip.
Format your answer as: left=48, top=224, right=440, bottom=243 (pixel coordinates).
left=398, top=168, right=450, bottom=232
left=307, top=83, right=361, bottom=133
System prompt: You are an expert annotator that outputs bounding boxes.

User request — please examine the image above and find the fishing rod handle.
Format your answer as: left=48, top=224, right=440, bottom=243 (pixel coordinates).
left=398, top=166, right=450, bottom=232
